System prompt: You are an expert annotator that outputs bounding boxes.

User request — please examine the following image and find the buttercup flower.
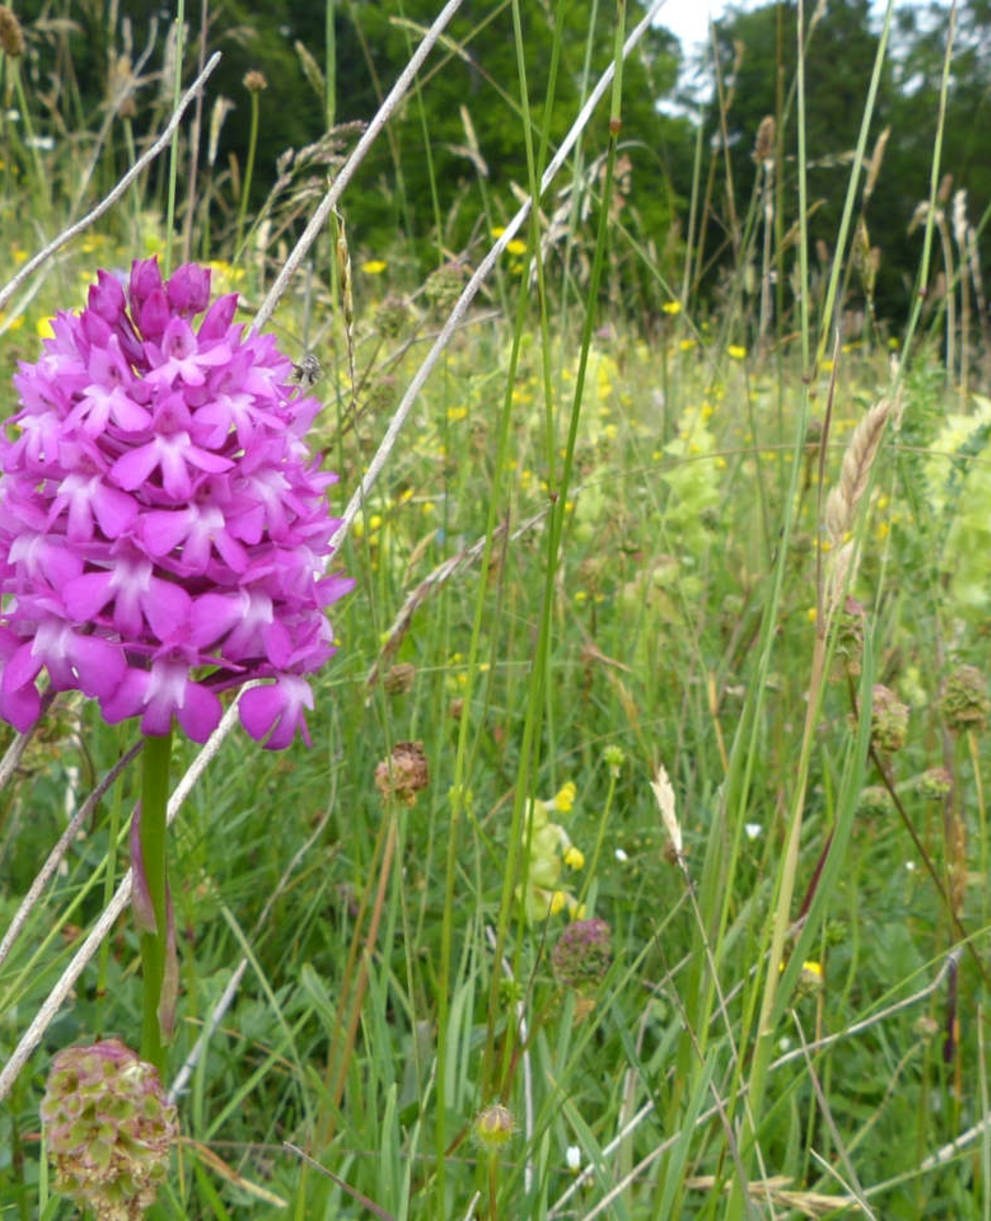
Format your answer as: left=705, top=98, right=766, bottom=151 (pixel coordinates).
left=0, top=258, right=352, bottom=746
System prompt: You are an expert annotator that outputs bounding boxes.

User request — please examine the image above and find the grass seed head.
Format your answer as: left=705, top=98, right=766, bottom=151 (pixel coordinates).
left=0, top=5, right=25, bottom=57
left=753, top=114, right=775, bottom=165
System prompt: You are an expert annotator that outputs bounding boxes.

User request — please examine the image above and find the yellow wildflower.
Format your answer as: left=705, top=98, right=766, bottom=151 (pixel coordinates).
left=564, top=846, right=585, bottom=870
left=679, top=337, right=697, bottom=352
left=506, top=239, right=527, bottom=256
left=662, top=300, right=682, bottom=315
left=361, top=259, right=387, bottom=275
left=552, top=782, right=577, bottom=813
left=36, top=317, right=54, bottom=339
left=727, top=344, right=747, bottom=360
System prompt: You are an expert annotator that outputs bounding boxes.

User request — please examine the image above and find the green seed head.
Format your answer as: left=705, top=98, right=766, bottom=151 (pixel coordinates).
left=41, top=1039, right=178, bottom=1220
left=474, top=1104, right=514, bottom=1150
left=869, top=684, right=909, bottom=754
left=939, top=665, right=990, bottom=734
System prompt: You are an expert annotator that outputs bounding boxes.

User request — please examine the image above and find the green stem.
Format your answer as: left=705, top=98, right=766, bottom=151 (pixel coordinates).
left=139, top=730, right=172, bottom=1074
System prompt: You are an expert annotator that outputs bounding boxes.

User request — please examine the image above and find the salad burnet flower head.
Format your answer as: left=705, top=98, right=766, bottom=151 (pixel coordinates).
left=0, top=257, right=353, bottom=747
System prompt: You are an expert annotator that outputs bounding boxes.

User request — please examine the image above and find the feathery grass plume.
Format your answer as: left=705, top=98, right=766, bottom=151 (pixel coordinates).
left=824, top=398, right=893, bottom=543
left=951, top=189, right=968, bottom=251
left=650, top=763, right=685, bottom=867
left=863, top=124, right=890, bottom=203
left=294, top=40, right=325, bottom=99
left=753, top=114, right=775, bottom=166
left=0, top=5, right=25, bottom=57
left=207, top=95, right=234, bottom=168
left=823, top=397, right=893, bottom=615
left=459, top=104, right=488, bottom=178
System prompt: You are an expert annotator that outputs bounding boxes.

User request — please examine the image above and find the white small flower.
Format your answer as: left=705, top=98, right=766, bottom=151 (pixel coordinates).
left=26, top=135, right=55, bottom=151
left=744, top=822, right=763, bottom=840
left=566, top=1145, right=581, bottom=1172
left=614, top=847, right=629, bottom=863
left=905, top=860, right=916, bottom=872
left=777, top=1036, right=792, bottom=1052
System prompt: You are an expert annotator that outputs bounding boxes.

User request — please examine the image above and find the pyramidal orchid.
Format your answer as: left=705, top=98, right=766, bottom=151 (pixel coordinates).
left=1, top=258, right=353, bottom=1070
left=0, top=257, right=353, bottom=748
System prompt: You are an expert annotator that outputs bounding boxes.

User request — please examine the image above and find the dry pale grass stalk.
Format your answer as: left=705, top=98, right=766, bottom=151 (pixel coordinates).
left=0, top=691, right=56, bottom=797
left=548, top=951, right=959, bottom=1218
left=684, top=1175, right=860, bottom=1218
left=366, top=507, right=546, bottom=687
left=0, top=740, right=143, bottom=974
left=0, top=687, right=259, bottom=1105
left=0, top=52, right=221, bottom=314
left=331, top=0, right=673, bottom=549
left=251, top=0, right=467, bottom=335
left=168, top=791, right=338, bottom=1103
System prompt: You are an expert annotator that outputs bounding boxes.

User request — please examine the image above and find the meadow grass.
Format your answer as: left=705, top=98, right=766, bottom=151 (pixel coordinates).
left=0, top=1, right=989, bottom=1218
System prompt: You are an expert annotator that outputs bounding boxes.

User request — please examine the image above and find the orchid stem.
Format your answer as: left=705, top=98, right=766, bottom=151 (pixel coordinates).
left=139, top=730, right=172, bottom=1073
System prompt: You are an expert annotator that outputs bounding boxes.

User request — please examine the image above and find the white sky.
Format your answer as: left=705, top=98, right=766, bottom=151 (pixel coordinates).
left=653, top=0, right=913, bottom=58
left=654, top=0, right=734, bottom=55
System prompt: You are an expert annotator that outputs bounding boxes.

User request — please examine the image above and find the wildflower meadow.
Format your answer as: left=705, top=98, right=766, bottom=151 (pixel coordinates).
left=0, top=0, right=989, bottom=1218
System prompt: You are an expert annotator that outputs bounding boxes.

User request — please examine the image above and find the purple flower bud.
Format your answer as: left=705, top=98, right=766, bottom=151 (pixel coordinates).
left=166, top=261, right=212, bottom=316
left=0, top=258, right=353, bottom=747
